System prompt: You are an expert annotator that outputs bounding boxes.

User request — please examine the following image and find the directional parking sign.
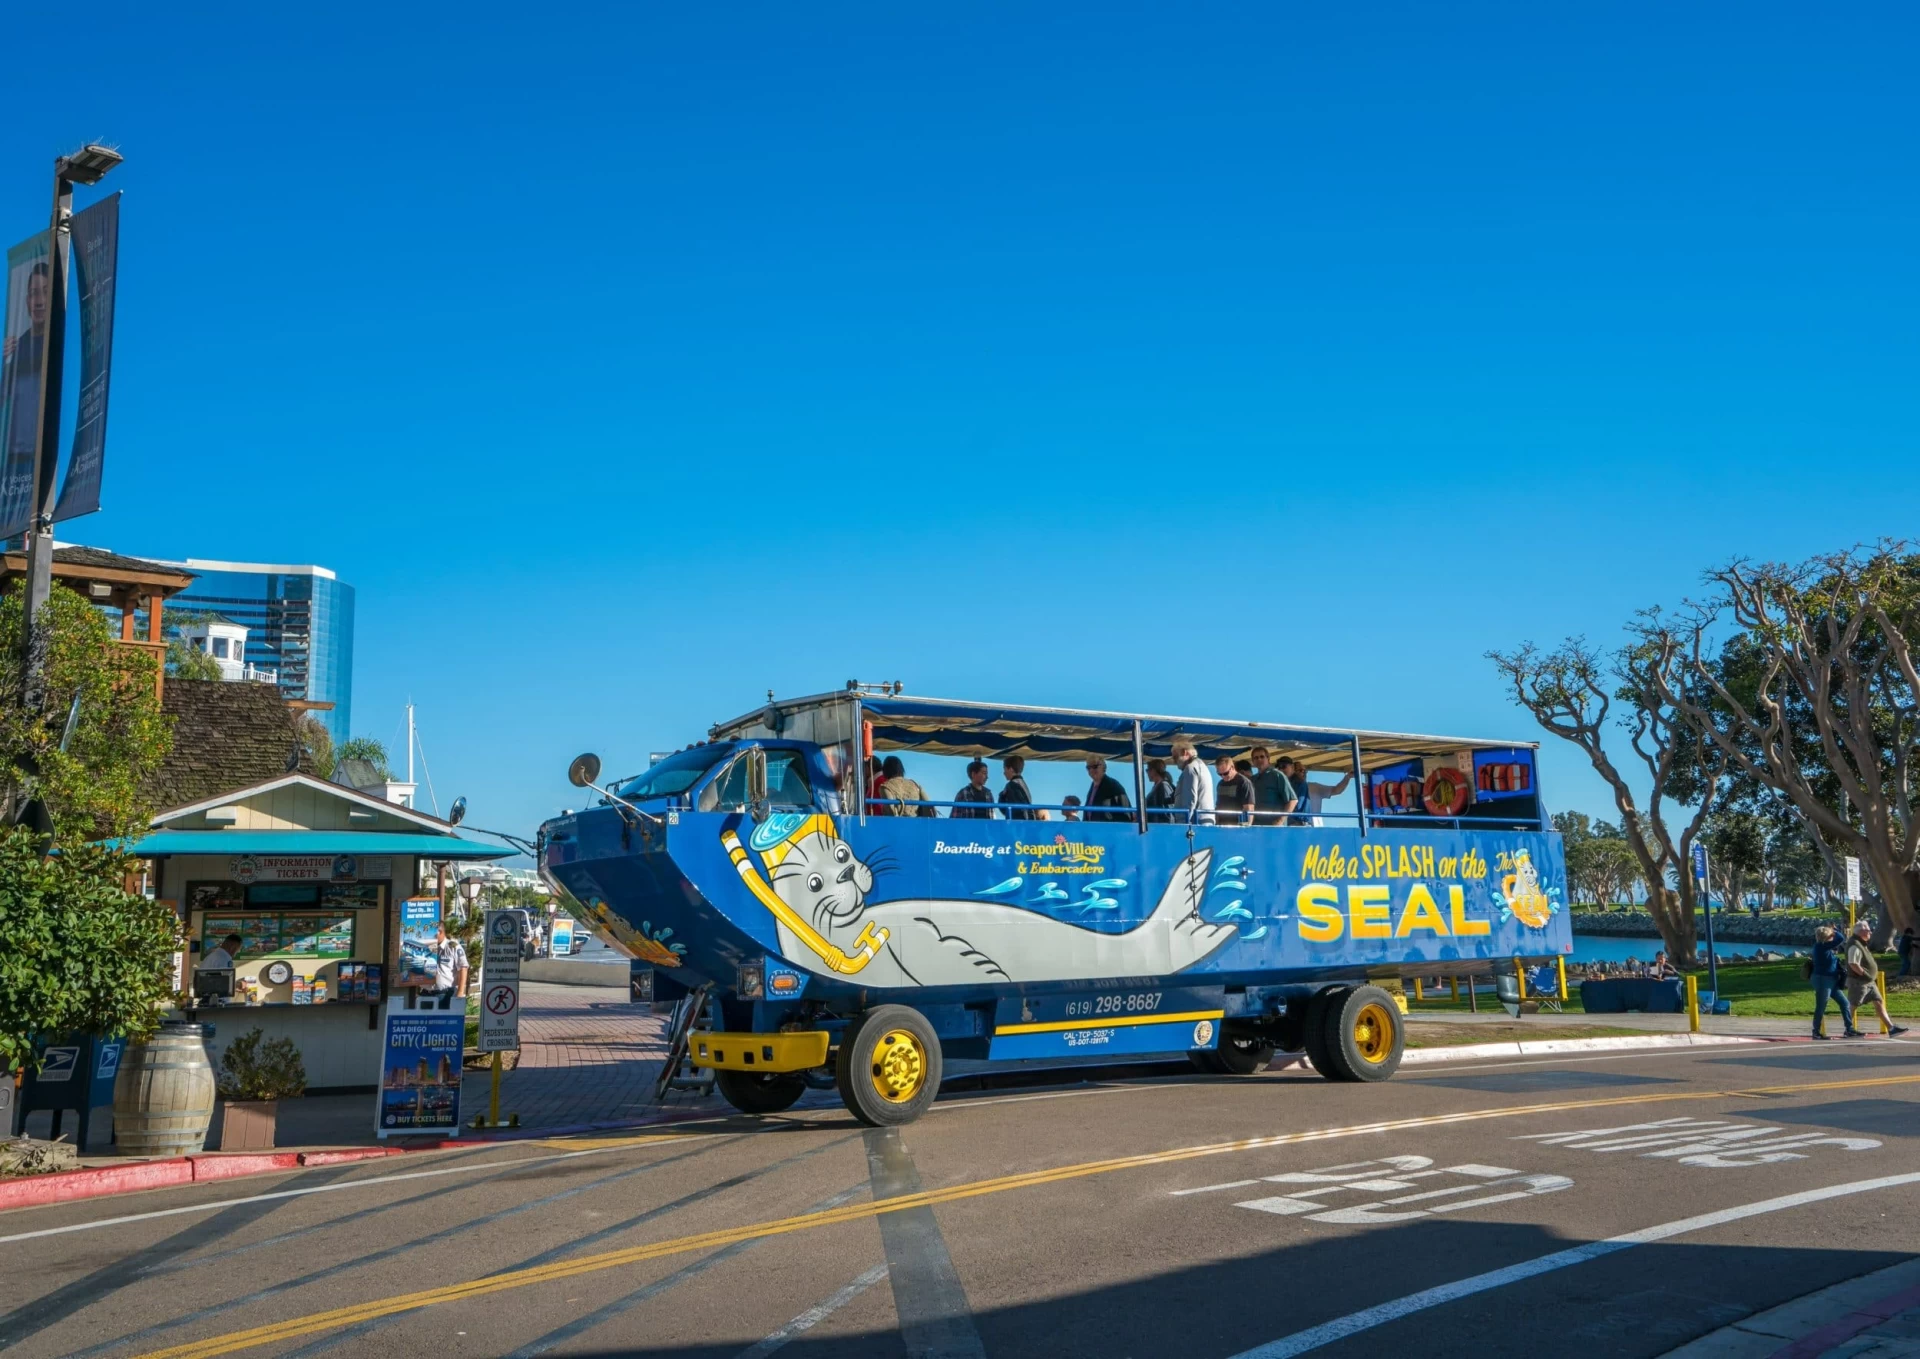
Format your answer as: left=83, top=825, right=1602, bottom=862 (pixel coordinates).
left=479, top=909, right=523, bottom=1053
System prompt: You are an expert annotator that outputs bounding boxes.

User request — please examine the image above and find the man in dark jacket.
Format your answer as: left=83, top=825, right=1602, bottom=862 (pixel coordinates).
left=1810, top=924, right=1862, bottom=1040
left=1082, top=758, right=1132, bottom=823
left=999, top=756, right=1036, bottom=821
left=953, top=760, right=996, bottom=819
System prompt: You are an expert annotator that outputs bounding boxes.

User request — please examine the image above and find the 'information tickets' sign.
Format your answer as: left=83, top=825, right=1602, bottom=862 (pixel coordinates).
left=377, top=1011, right=464, bottom=1137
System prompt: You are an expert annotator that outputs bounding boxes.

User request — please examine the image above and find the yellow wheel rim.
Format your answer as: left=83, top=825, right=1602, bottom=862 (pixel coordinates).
left=1352, top=1002, right=1395, bottom=1064
left=869, top=1028, right=928, bottom=1103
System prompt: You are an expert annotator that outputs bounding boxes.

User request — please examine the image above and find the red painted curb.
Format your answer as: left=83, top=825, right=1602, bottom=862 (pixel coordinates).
left=296, top=1148, right=408, bottom=1167
left=0, top=1157, right=194, bottom=1211
left=188, top=1153, right=302, bottom=1182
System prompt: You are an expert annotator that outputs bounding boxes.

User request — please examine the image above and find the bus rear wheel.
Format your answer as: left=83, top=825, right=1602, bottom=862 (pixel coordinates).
left=836, top=1005, right=942, bottom=1127
left=714, top=1069, right=807, bottom=1115
left=1316, top=985, right=1404, bottom=1082
left=1301, top=987, right=1345, bottom=1078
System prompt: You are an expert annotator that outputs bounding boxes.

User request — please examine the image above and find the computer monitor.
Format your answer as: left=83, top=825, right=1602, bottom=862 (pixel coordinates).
left=193, top=968, right=234, bottom=1000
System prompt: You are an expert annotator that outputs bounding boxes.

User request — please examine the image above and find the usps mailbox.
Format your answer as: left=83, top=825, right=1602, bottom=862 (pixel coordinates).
left=13, top=1035, right=127, bottom=1150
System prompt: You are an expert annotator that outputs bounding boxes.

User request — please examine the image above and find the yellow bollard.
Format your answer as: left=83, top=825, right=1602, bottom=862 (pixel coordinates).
left=1685, top=975, right=1700, bottom=1033
left=1413, top=977, right=1424, bottom=1002
left=1557, top=956, right=1569, bottom=1002
left=1515, top=958, right=1527, bottom=1001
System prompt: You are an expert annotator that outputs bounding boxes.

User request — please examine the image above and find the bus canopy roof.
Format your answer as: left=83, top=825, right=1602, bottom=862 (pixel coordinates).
left=710, top=692, right=1535, bottom=771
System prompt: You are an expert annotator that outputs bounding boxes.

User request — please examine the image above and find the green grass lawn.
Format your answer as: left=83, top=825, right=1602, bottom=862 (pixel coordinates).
left=1405, top=957, right=1920, bottom=1019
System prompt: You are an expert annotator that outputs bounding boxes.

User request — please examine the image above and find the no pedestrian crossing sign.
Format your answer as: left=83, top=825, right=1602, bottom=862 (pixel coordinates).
left=479, top=909, right=522, bottom=1052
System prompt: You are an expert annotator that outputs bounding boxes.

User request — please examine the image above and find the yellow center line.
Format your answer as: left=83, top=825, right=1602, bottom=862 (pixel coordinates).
left=134, top=1071, right=1920, bottom=1359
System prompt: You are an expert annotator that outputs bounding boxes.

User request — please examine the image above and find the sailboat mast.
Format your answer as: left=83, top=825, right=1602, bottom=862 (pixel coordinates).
left=407, top=703, right=416, bottom=784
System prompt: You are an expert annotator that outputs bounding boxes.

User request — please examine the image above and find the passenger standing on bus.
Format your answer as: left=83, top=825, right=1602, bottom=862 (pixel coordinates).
left=1172, top=742, right=1216, bottom=825
left=1248, top=747, right=1297, bottom=826
left=1287, top=760, right=1354, bottom=827
left=1061, top=795, right=1082, bottom=821
left=878, top=756, right=936, bottom=817
left=1000, top=756, right=1037, bottom=821
left=953, top=760, right=997, bottom=819
left=1215, top=755, right=1255, bottom=826
left=1083, top=758, right=1132, bottom=823
left=1144, top=759, right=1178, bottom=823
left=867, top=756, right=888, bottom=815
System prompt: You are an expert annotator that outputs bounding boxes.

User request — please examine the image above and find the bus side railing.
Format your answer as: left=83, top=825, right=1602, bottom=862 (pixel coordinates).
left=861, top=798, right=1543, bottom=832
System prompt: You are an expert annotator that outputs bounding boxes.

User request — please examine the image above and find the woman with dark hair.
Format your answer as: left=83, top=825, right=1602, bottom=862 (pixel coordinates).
left=878, top=755, right=935, bottom=817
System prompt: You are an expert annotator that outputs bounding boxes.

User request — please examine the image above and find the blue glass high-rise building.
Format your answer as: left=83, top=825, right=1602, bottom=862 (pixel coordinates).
left=165, top=559, right=355, bottom=743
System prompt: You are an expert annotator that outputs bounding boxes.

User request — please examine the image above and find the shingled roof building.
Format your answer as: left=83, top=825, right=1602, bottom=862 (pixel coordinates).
left=145, top=678, right=317, bottom=810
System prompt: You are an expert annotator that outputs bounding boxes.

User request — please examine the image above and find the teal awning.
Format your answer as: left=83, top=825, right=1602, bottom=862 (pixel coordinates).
left=129, top=831, right=513, bottom=860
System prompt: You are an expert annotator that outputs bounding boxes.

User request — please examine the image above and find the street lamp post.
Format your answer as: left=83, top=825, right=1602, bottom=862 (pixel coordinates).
left=19, top=144, right=121, bottom=709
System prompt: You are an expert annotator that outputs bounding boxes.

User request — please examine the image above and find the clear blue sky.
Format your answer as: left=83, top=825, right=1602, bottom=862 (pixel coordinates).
left=4, top=3, right=1916, bottom=840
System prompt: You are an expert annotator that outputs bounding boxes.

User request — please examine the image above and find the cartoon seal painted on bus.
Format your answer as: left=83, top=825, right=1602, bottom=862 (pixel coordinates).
left=722, top=814, right=1235, bottom=986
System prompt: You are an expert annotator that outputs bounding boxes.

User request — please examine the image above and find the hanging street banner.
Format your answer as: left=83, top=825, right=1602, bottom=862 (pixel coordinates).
left=478, top=909, right=522, bottom=1052
left=53, top=193, right=120, bottom=525
left=376, top=1010, right=465, bottom=1137
left=0, top=230, right=52, bottom=541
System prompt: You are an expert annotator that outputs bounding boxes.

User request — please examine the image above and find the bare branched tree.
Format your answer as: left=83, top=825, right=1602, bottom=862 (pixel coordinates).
left=1489, top=639, right=1728, bottom=964
left=1633, top=544, right=1920, bottom=934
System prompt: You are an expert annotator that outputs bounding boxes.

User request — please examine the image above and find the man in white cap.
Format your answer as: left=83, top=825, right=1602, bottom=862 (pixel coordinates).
left=1845, top=920, right=1908, bottom=1037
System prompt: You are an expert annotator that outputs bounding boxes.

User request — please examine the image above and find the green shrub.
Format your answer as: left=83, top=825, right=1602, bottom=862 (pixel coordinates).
left=218, top=1027, right=307, bottom=1101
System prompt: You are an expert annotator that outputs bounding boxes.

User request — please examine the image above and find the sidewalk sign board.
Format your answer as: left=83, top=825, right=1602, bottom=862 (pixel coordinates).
left=376, top=1010, right=464, bottom=1138
left=479, top=909, right=522, bottom=1053
left=549, top=915, right=574, bottom=956
left=397, top=897, right=442, bottom=988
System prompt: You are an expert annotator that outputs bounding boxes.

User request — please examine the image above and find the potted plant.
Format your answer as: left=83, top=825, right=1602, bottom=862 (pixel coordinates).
left=215, top=1028, right=306, bottom=1152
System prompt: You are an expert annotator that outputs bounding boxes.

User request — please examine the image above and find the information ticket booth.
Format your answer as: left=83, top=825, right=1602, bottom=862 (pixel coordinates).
left=134, top=774, right=509, bottom=1089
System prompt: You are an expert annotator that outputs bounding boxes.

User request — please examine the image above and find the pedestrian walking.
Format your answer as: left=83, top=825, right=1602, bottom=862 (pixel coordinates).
left=1844, top=920, right=1909, bottom=1037
left=1809, top=924, right=1861, bottom=1040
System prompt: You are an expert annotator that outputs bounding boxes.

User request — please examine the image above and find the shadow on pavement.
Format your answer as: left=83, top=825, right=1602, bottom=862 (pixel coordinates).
left=552, top=1227, right=1912, bottom=1359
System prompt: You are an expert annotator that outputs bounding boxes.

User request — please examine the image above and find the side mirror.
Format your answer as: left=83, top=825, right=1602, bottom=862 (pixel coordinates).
left=745, top=747, right=769, bottom=823
left=568, top=753, right=602, bottom=789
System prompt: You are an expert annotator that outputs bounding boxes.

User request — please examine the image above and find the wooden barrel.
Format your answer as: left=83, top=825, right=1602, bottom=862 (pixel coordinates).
left=112, top=1022, right=216, bottom=1156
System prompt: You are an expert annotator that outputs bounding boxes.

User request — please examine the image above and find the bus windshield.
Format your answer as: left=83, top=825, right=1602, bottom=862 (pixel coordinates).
left=614, top=747, right=727, bottom=801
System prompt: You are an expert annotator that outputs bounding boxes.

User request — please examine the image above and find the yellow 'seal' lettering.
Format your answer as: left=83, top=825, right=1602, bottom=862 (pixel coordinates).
left=1449, top=885, right=1491, bottom=936
left=1395, top=884, right=1449, bottom=937
left=1294, top=882, right=1492, bottom=942
left=1296, top=884, right=1343, bottom=941
left=1348, top=885, right=1392, bottom=939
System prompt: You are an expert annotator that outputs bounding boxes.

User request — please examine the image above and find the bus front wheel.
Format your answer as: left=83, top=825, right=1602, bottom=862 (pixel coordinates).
left=836, top=1005, right=942, bottom=1127
left=715, top=1069, right=807, bottom=1115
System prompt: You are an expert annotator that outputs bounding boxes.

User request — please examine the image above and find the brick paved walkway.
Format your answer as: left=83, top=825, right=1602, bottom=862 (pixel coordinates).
left=461, top=980, right=724, bottom=1129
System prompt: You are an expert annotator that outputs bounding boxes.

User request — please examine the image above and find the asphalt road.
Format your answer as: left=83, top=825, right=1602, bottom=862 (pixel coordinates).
left=4, top=1041, right=1919, bottom=1359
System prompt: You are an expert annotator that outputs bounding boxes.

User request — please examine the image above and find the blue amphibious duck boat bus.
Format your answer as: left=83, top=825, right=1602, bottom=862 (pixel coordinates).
left=539, top=689, right=1570, bottom=1126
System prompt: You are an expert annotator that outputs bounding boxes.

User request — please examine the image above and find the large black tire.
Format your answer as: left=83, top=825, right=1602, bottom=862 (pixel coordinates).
left=714, top=1068, right=807, bottom=1116
left=1316, top=985, right=1405, bottom=1082
left=836, top=1005, right=942, bottom=1127
left=1212, top=1023, right=1275, bottom=1075
left=1301, top=987, right=1344, bottom=1079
